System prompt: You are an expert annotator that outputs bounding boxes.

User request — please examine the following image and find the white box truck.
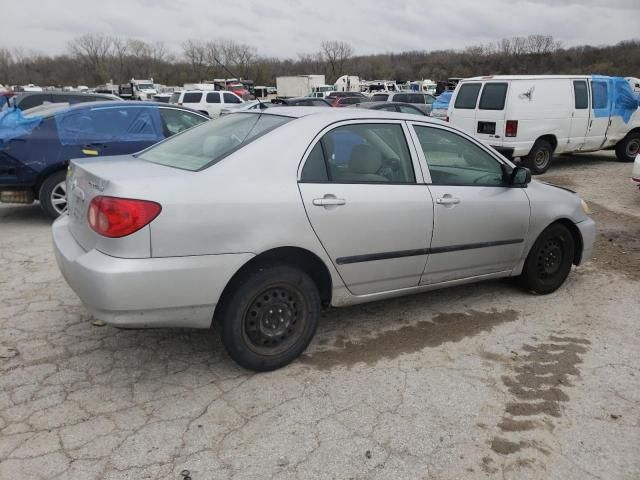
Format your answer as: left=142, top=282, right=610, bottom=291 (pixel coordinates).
left=276, top=75, right=326, bottom=98
left=448, top=75, right=640, bottom=173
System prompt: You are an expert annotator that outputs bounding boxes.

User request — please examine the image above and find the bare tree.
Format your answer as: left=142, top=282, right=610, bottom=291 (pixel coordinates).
left=68, top=34, right=114, bottom=83
left=320, top=40, right=354, bottom=82
left=182, top=39, right=208, bottom=79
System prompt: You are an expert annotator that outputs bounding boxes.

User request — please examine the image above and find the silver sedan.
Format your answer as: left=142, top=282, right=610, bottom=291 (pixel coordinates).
left=53, top=108, right=596, bottom=371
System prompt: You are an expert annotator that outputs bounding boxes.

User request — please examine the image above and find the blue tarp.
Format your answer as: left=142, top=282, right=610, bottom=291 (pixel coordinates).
left=591, top=75, right=639, bottom=123
left=0, top=108, right=43, bottom=147
left=432, top=91, right=453, bottom=110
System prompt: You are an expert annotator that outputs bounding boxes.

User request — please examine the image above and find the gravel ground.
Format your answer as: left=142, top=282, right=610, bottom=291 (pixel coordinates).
left=0, top=152, right=638, bottom=480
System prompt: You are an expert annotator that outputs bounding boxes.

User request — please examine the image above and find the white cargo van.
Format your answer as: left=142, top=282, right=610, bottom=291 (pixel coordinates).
left=448, top=75, right=640, bottom=173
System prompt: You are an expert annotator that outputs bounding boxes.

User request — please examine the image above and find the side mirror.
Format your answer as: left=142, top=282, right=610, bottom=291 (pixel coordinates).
left=511, top=166, right=531, bottom=186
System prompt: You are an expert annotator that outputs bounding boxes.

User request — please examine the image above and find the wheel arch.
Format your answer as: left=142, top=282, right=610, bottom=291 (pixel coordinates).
left=536, top=134, right=558, bottom=152
left=547, top=218, right=583, bottom=265
left=212, top=246, right=333, bottom=326
left=34, top=165, right=68, bottom=199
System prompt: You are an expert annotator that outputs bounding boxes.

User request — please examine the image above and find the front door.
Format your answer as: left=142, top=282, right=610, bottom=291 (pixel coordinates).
left=298, top=121, right=434, bottom=295
left=409, top=123, right=530, bottom=284
left=582, top=77, right=611, bottom=151
left=569, top=79, right=590, bottom=151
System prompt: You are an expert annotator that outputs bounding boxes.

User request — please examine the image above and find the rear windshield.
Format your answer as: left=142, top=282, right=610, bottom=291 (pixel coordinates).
left=479, top=83, right=508, bottom=110
left=138, top=113, right=291, bottom=171
left=454, top=83, right=481, bottom=109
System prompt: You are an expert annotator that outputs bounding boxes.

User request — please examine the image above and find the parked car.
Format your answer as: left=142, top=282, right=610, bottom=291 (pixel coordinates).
left=330, top=96, right=369, bottom=107
left=632, top=154, right=640, bottom=189
left=448, top=75, right=640, bottom=174
left=53, top=108, right=595, bottom=371
left=370, top=91, right=436, bottom=115
left=171, top=90, right=244, bottom=117
left=0, top=101, right=208, bottom=218
left=272, top=97, right=332, bottom=107
left=355, top=101, right=427, bottom=115
left=2, top=91, right=122, bottom=111
left=220, top=100, right=271, bottom=116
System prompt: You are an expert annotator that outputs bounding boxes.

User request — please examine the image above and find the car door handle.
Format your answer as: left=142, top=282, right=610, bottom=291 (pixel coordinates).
left=312, top=196, right=346, bottom=207
left=436, top=196, right=460, bottom=205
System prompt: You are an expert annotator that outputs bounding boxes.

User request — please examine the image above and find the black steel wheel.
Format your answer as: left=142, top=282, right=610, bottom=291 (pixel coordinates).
left=615, top=132, right=640, bottom=162
left=219, top=264, right=320, bottom=371
left=519, top=223, right=575, bottom=294
left=523, top=139, right=554, bottom=174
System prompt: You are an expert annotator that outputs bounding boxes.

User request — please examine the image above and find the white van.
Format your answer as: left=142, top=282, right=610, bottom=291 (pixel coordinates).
left=170, top=90, right=244, bottom=118
left=448, top=75, right=640, bottom=173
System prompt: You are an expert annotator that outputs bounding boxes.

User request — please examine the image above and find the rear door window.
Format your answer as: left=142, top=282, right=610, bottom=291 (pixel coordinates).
left=573, top=81, right=588, bottom=109
left=478, top=83, right=508, bottom=110
left=169, top=92, right=181, bottom=103
left=372, top=94, right=389, bottom=102
left=182, top=92, right=203, bottom=103
left=454, top=83, right=481, bottom=109
left=206, top=92, right=221, bottom=103
left=394, top=94, right=409, bottom=103
left=159, top=108, right=208, bottom=136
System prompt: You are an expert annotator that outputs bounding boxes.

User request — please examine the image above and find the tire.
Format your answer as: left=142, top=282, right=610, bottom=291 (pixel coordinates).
left=523, top=139, right=554, bottom=174
left=219, top=264, right=321, bottom=371
left=39, top=171, right=68, bottom=220
left=519, top=223, right=575, bottom=295
left=614, top=132, right=640, bottom=162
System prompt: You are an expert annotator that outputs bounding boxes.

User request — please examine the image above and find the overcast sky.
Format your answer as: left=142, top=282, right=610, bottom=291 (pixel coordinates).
left=1, top=0, right=638, bottom=58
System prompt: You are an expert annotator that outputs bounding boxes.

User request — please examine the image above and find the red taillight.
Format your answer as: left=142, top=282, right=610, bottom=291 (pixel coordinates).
left=505, top=120, right=518, bottom=137
left=88, top=196, right=161, bottom=238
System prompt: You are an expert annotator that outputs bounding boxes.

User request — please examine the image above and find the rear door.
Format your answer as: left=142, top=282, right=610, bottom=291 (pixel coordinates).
left=180, top=92, right=204, bottom=111
left=448, top=82, right=482, bottom=135
left=474, top=82, right=508, bottom=145
left=298, top=120, right=434, bottom=295
left=582, top=77, right=611, bottom=151
left=568, top=79, right=590, bottom=150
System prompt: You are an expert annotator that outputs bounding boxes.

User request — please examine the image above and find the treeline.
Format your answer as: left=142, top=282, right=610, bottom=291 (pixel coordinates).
left=1, top=34, right=639, bottom=88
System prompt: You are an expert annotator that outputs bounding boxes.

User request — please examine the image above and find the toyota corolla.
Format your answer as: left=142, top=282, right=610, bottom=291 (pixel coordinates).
left=53, top=108, right=596, bottom=371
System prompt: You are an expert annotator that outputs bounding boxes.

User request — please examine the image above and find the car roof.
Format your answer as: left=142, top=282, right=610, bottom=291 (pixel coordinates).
left=24, top=100, right=207, bottom=118
left=356, top=101, right=422, bottom=109
left=249, top=106, right=444, bottom=123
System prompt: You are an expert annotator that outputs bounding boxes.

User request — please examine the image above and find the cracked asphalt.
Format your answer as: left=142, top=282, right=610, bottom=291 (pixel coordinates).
left=1, top=152, right=639, bottom=479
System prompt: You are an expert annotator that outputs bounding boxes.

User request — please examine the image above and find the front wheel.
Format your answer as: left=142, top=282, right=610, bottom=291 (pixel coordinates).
left=519, top=223, right=575, bottom=294
left=523, top=139, right=554, bottom=174
left=219, top=264, right=321, bottom=371
left=39, top=171, right=68, bottom=220
left=614, top=132, right=640, bottom=162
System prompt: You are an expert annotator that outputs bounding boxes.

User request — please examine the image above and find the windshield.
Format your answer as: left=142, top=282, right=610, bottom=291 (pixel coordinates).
left=138, top=84, right=154, bottom=90
left=139, top=113, right=291, bottom=171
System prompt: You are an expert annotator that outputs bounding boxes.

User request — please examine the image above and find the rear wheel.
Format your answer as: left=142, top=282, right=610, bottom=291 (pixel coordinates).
left=614, top=132, right=640, bottom=162
left=523, top=139, right=554, bottom=174
left=219, top=264, right=320, bottom=371
left=519, top=224, right=575, bottom=294
left=39, top=171, right=68, bottom=220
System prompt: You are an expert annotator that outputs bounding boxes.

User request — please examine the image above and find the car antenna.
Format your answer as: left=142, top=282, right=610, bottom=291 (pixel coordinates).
left=212, top=56, right=265, bottom=110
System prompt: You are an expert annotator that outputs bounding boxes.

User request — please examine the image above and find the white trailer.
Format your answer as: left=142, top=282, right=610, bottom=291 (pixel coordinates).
left=276, top=75, right=326, bottom=98
left=334, top=75, right=361, bottom=92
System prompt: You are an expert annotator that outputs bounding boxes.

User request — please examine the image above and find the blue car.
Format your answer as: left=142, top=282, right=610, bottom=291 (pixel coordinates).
left=0, top=101, right=209, bottom=218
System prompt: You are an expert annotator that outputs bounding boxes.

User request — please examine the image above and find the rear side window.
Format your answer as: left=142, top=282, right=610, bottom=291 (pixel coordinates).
left=454, top=83, right=481, bottom=109
left=300, top=142, right=329, bottom=182
left=206, top=92, right=220, bottom=103
left=478, top=83, right=508, bottom=110
left=394, top=94, right=409, bottom=103
left=407, top=94, right=425, bottom=104
left=372, top=94, right=389, bottom=101
left=139, top=113, right=291, bottom=171
left=573, top=81, right=588, bottom=109
left=182, top=92, right=203, bottom=103
left=591, top=80, right=609, bottom=110
left=223, top=92, right=242, bottom=104
left=18, top=94, right=49, bottom=110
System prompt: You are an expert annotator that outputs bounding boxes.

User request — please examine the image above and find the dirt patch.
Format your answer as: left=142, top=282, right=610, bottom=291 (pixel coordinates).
left=589, top=202, right=640, bottom=281
left=539, top=175, right=577, bottom=188
left=497, top=418, right=537, bottom=432
left=301, top=309, right=519, bottom=370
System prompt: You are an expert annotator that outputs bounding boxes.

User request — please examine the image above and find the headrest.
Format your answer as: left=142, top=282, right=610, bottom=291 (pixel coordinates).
left=349, top=144, right=382, bottom=174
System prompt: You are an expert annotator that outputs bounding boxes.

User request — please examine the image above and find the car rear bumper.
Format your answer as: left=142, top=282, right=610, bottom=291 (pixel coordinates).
left=576, top=217, right=596, bottom=265
left=52, top=215, right=254, bottom=329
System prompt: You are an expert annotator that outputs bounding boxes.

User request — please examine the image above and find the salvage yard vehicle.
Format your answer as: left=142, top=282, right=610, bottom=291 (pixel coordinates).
left=271, top=97, right=332, bottom=107
left=355, top=101, right=428, bottom=116
left=53, top=108, right=595, bottom=371
left=370, top=91, right=436, bottom=115
left=3, top=91, right=122, bottom=111
left=0, top=102, right=208, bottom=218
left=632, top=155, right=640, bottom=189
left=171, top=90, right=244, bottom=118
left=448, top=75, right=640, bottom=174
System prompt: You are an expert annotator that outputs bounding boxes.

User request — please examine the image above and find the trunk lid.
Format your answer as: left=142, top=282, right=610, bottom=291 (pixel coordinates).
left=66, top=154, right=183, bottom=258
